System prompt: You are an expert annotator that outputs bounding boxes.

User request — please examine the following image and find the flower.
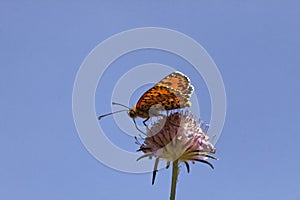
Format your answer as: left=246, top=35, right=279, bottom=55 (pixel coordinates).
left=137, top=110, right=217, bottom=185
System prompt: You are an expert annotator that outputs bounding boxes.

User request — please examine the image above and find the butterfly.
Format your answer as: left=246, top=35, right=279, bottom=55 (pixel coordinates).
left=98, top=71, right=194, bottom=131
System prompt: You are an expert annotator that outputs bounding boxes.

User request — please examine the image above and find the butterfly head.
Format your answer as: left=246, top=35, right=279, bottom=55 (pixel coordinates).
left=128, top=106, right=138, bottom=119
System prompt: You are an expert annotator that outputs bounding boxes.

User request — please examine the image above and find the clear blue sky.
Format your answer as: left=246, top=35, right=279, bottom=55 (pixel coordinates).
left=1, top=1, right=300, bottom=200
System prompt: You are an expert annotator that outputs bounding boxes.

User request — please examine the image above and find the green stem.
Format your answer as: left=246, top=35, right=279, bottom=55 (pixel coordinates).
left=170, top=159, right=179, bottom=200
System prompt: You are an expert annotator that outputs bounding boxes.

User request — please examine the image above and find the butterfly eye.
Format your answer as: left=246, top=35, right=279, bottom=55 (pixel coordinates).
left=128, top=110, right=137, bottom=118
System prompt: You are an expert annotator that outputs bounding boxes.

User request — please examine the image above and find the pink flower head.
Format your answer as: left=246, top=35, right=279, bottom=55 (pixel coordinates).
left=137, top=111, right=217, bottom=184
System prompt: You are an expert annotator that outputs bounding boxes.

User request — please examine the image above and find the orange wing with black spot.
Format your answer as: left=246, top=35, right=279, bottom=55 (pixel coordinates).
left=136, top=85, right=191, bottom=112
left=134, top=72, right=194, bottom=118
left=155, top=71, right=194, bottom=97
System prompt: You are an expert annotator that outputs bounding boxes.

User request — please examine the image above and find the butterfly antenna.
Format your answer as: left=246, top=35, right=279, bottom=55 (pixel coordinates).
left=112, top=102, right=131, bottom=110
left=98, top=110, right=128, bottom=120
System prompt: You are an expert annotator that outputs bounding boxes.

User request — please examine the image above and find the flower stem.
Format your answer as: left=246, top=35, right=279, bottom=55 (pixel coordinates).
left=170, top=159, right=179, bottom=200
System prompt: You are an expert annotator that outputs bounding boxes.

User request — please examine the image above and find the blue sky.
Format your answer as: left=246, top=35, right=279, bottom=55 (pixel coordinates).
left=1, top=1, right=300, bottom=200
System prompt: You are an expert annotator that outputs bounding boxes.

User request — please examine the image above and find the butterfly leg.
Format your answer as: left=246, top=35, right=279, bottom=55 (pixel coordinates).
left=143, top=118, right=152, bottom=132
left=143, top=117, right=150, bottom=126
left=132, top=119, right=146, bottom=135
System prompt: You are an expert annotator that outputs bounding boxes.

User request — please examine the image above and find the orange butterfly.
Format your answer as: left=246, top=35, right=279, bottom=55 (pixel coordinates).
left=98, top=71, right=194, bottom=130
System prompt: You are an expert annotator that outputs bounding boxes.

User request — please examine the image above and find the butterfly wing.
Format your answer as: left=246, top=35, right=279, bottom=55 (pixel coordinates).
left=135, top=85, right=191, bottom=114
left=134, top=71, right=194, bottom=118
left=155, top=71, right=194, bottom=97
